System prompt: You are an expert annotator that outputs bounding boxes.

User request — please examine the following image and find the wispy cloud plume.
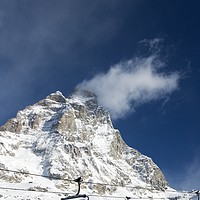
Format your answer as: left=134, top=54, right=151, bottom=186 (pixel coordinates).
left=78, top=49, right=180, bottom=120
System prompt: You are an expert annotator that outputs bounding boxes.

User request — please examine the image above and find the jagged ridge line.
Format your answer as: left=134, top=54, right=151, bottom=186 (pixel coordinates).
left=0, top=168, right=193, bottom=194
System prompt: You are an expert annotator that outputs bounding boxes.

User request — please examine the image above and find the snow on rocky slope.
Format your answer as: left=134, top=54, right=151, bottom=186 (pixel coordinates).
left=0, top=89, right=194, bottom=199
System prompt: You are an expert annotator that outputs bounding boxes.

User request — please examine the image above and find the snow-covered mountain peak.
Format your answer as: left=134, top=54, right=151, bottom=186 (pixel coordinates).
left=45, top=91, right=66, bottom=103
left=0, top=90, right=193, bottom=200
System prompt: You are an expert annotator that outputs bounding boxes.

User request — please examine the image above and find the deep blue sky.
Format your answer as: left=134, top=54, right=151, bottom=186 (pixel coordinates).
left=0, top=0, right=200, bottom=190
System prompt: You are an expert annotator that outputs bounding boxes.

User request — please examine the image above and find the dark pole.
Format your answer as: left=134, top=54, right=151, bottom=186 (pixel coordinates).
left=74, top=177, right=82, bottom=195
left=195, top=190, right=199, bottom=200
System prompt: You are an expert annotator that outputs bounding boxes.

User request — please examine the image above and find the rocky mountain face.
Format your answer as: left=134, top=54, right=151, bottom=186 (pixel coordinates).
left=0, top=89, right=169, bottom=198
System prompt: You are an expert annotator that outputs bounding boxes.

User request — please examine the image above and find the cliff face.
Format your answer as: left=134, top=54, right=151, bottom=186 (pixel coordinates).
left=0, top=89, right=168, bottom=196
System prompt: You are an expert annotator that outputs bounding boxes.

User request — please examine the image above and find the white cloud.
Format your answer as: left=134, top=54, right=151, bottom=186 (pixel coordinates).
left=78, top=55, right=180, bottom=120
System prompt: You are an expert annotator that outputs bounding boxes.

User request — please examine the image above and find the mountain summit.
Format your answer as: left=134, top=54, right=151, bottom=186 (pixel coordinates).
left=0, top=90, right=191, bottom=199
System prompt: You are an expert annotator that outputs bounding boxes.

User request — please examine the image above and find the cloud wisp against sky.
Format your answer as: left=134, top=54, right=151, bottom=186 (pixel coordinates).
left=79, top=55, right=180, bottom=120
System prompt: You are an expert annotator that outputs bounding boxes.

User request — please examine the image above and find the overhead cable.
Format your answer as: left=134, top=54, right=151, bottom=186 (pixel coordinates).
left=0, top=167, right=195, bottom=195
